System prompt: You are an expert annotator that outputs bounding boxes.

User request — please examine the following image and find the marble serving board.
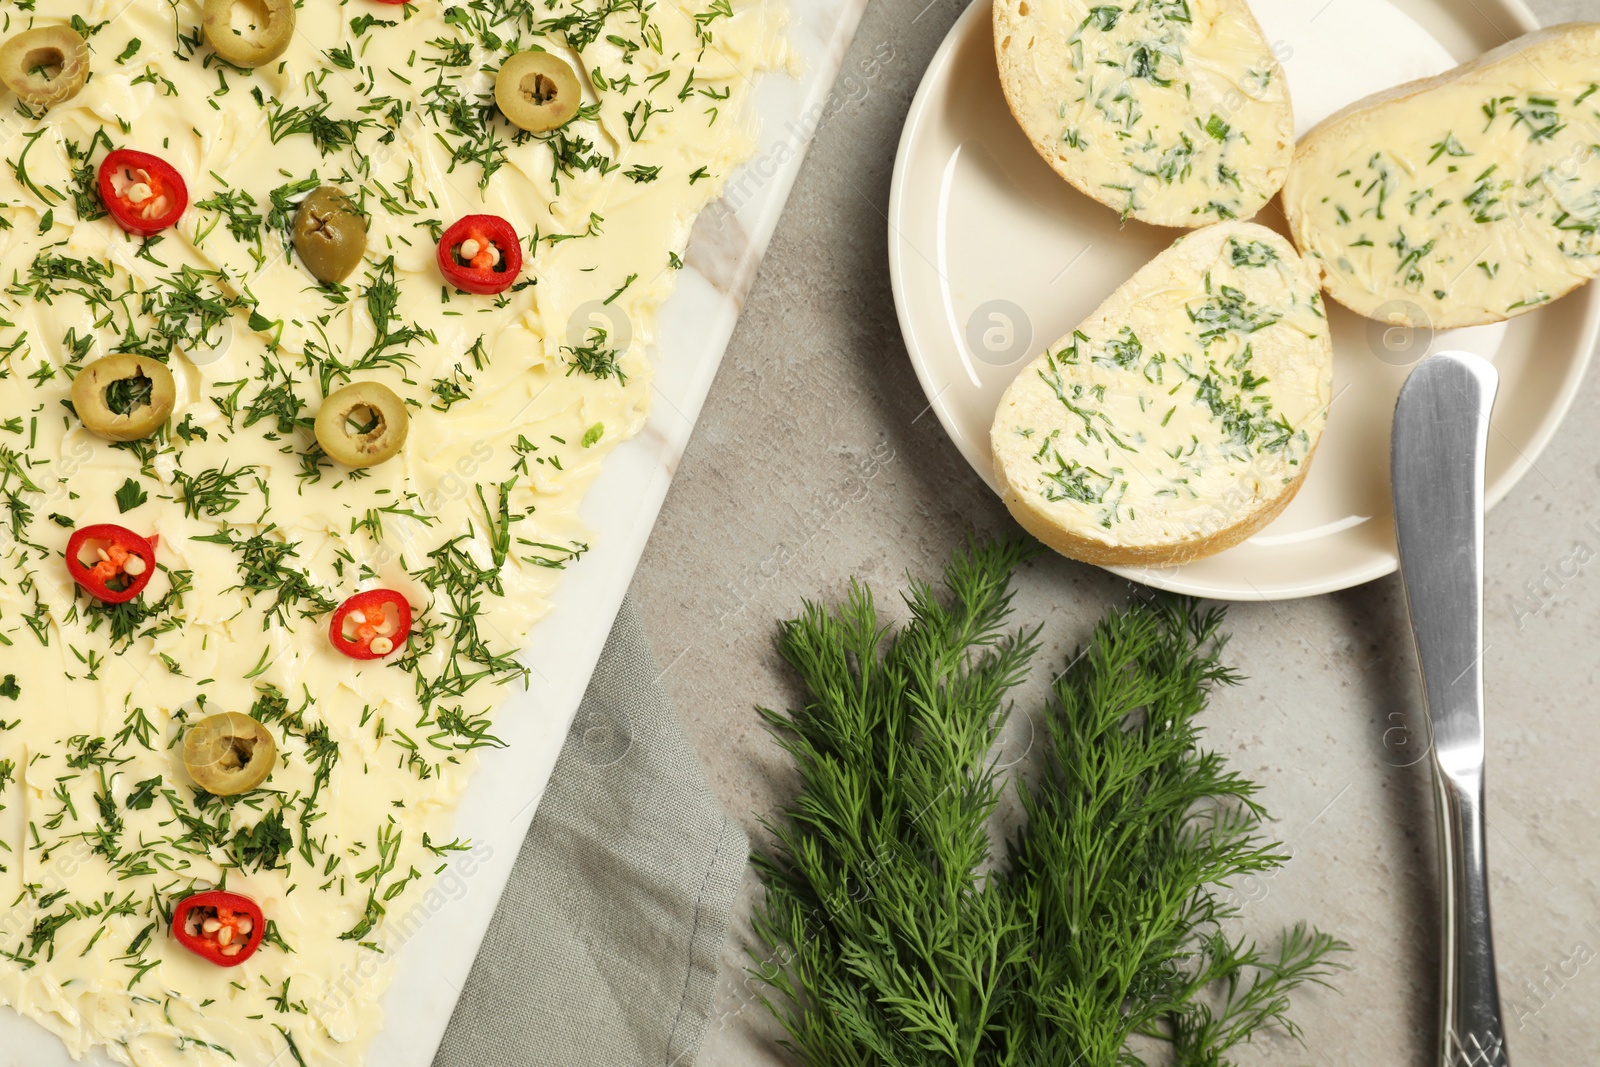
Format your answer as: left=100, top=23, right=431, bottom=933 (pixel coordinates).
left=0, top=1, right=865, bottom=1064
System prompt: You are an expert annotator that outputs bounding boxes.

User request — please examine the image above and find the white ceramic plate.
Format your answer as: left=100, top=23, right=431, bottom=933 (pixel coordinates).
left=889, top=0, right=1600, bottom=600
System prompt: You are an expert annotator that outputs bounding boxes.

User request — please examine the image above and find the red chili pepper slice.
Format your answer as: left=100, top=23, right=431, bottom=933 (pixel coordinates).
left=437, top=215, right=523, bottom=295
left=98, top=149, right=189, bottom=237
left=65, top=524, right=157, bottom=604
left=329, top=589, right=413, bottom=660
left=172, top=891, right=265, bottom=967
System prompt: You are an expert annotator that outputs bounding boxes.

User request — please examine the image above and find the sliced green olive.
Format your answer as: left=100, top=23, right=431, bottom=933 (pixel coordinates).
left=495, top=51, right=582, bottom=133
left=315, top=382, right=409, bottom=468
left=0, top=26, right=90, bottom=108
left=202, top=0, right=295, bottom=69
left=183, top=712, right=276, bottom=796
left=71, top=354, right=176, bottom=443
left=293, top=187, right=368, bottom=285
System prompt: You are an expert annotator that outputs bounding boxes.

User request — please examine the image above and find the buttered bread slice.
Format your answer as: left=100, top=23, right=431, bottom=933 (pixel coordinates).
left=994, top=0, right=1293, bottom=228
left=991, top=222, right=1332, bottom=566
left=1284, top=23, right=1600, bottom=328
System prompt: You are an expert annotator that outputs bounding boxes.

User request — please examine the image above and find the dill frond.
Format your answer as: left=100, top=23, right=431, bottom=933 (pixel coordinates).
left=751, top=540, right=1347, bottom=1067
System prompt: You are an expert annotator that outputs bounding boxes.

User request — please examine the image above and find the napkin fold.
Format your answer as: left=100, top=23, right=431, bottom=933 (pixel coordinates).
left=433, top=595, right=747, bottom=1067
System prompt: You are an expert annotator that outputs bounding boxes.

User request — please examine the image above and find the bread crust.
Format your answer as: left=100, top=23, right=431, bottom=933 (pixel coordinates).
left=1282, top=22, right=1600, bottom=329
left=989, top=221, right=1333, bottom=568
left=993, top=439, right=1319, bottom=567
left=993, top=0, right=1293, bottom=229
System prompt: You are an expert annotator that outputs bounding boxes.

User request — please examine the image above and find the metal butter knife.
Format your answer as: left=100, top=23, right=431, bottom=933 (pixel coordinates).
left=1391, top=350, right=1508, bottom=1067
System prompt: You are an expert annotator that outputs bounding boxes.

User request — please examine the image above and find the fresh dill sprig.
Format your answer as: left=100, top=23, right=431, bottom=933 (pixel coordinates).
left=81, top=569, right=193, bottom=651
left=263, top=98, right=378, bottom=156
left=561, top=327, right=627, bottom=384
left=189, top=526, right=337, bottom=626
left=171, top=462, right=259, bottom=519
left=358, top=256, right=435, bottom=371
left=64, top=131, right=113, bottom=222
left=397, top=535, right=528, bottom=709
left=751, top=539, right=1347, bottom=1067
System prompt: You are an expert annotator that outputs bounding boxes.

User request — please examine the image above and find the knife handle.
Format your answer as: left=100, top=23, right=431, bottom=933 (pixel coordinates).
left=1435, top=770, right=1508, bottom=1067
left=1390, top=351, right=1507, bottom=1067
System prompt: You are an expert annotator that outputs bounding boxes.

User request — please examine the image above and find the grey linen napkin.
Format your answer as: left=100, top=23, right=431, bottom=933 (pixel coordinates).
left=433, top=595, right=747, bottom=1067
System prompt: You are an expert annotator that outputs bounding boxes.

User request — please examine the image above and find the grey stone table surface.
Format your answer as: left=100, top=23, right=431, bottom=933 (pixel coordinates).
left=630, top=0, right=1600, bottom=1063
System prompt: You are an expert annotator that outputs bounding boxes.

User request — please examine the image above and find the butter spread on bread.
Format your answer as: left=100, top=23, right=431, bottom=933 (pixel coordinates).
left=991, top=222, right=1332, bottom=566
left=1284, top=23, right=1600, bottom=328
left=994, top=0, right=1293, bottom=228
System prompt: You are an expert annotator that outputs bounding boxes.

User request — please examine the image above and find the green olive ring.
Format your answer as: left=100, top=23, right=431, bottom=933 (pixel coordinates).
left=315, top=382, right=409, bottom=468
left=71, top=354, right=177, bottom=442
left=495, top=51, right=582, bottom=133
left=0, top=26, right=90, bottom=108
left=182, top=712, right=277, bottom=796
left=293, top=187, right=368, bottom=285
left=202, top=0, right=295, bottom=69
